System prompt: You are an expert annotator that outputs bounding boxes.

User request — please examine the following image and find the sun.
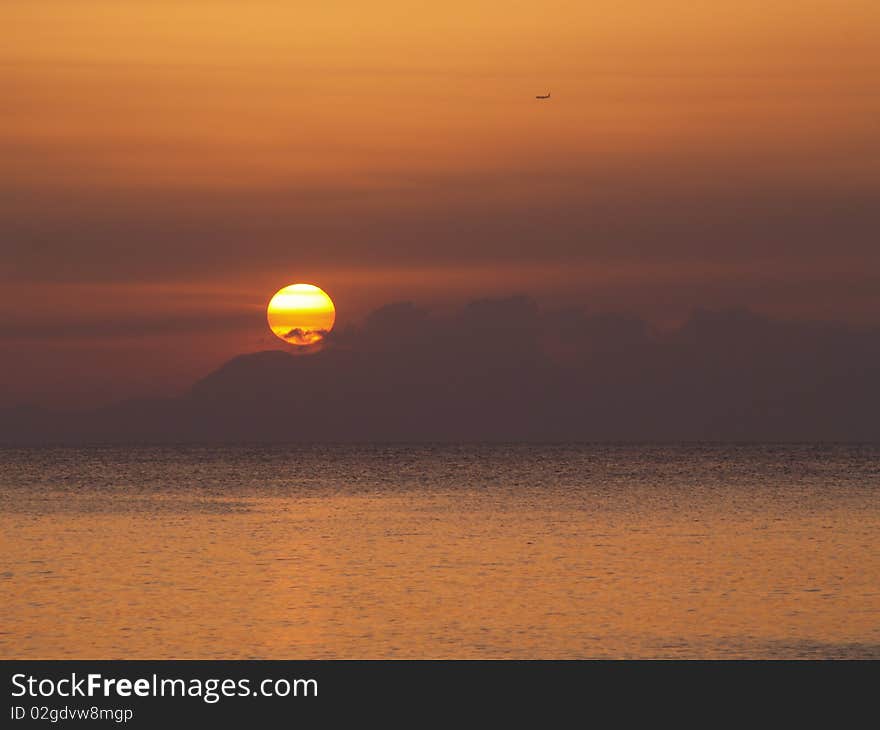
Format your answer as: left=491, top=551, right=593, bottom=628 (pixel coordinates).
left=266, top=283, right=336, bottom=346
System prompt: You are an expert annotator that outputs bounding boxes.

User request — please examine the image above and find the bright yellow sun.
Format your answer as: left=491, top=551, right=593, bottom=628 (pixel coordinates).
left=266, top=283, right=336, bottom=346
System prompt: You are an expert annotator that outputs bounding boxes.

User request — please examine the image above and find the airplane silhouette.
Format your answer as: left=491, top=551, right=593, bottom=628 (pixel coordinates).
left=536, top=91, right=551, bottom=99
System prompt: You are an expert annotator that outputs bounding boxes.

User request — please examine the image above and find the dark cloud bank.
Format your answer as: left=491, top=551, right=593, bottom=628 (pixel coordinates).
left=3, top=296, right=879, bottom=443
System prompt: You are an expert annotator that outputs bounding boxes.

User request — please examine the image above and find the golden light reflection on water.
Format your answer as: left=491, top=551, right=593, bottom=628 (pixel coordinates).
left=2, top=447, right=878, bottom=659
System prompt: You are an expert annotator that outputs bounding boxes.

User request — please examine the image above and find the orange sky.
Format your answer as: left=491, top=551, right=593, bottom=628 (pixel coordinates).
left=2, top=1, right=879, bottom=406
left=5, top=1, right=879, bottom=189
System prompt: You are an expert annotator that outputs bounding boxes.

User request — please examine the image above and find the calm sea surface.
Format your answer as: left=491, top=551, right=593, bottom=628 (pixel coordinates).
left=1, top=444, right=878, bottom=658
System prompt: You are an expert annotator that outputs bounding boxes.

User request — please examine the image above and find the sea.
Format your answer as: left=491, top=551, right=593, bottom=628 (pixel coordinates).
left=1, top=443, right=878, bottom=658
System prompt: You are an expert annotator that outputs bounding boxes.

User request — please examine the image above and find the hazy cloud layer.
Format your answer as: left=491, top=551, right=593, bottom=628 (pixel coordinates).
left=3, top=296, right=878, bottom=442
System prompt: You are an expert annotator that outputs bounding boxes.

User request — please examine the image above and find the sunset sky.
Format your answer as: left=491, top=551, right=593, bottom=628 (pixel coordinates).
left=2, top=1, right=879, bottom=408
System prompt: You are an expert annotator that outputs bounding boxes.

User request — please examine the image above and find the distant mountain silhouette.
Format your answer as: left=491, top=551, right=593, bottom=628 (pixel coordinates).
left=2, top=298, right=879, bottom=443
